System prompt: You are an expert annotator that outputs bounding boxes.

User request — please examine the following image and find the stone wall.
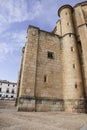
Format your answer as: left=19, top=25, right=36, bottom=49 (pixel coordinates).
left=17, top=1, right=87, bottom=113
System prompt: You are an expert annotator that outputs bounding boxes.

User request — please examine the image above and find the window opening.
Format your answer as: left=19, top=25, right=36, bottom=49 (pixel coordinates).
left=67, top=22, right=69, bottom=25
left=48, top=51, right=54, bottom=59
left=44, top=75, right=47, bottom=82
left=75, top=84, right=77, bottom=88
left=71, top=47, right=74, bottom=51
left=6, top=89, right=9, bottom=93
left=69, top=34, right=71, bottom=37
left=73, top=64, right=76, bottom=69
left=12, top=89, right=14, bottom=94
left=0, top=88, right=1, bottom=92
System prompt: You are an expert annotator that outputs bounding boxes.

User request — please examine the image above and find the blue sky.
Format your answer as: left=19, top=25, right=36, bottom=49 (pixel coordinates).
left=0, top=0, right=85, bottom=82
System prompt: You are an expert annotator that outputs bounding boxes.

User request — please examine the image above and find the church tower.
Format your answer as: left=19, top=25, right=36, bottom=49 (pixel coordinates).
left=16, top=2, right=87, bottom=113
left=58, top=5, right=85, bottom=112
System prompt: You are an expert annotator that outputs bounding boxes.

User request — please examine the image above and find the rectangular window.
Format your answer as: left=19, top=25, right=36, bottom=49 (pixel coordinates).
left=0, top=88, right=1, bottom=92
left=48, top=51, right=54, bottom=59
left=6, top=89, right=9, bottom=93
left=12, top=89, right=14, bottom=94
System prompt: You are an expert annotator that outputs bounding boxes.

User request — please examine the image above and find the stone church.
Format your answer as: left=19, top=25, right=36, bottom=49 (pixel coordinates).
left=16, top=1, right=87, bottom=113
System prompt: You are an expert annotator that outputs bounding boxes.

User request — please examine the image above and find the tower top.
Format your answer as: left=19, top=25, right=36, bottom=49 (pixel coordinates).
left=74, top=1, right=87, bottom=7
left=58, top=4, right=73, bottom=17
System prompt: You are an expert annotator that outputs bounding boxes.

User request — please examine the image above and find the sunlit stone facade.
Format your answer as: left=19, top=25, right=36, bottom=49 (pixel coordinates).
left=16, top=1, right=87, bottom=113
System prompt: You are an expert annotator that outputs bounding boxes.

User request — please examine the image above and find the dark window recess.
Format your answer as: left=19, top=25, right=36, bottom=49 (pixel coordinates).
left=13, top=84, right=15, bottom=87
left=11, top=95, right=13, bottom=98
left=71, top=47, right=74, bottom=51
left=8, top=84, right=9, bottom=86
left=44, top=75, right=47, bottom=82
left=69, top=34, right=71, bottom=37
left=75, top=84, right=77, bottom=88
left=0, top=94, right=2, bottom=97
left=6, top=89, right=9, bottom=93
left=73, top=64, right=75, bottom=69
left=48, top=51, right=54, bottom=59
left=12, top=89, right=14, bottom=94
left=0, top=88, right=1, bottom=92
left=67, top=22, right=69, bottom=25
left=6, top=95, right=8, bottom=98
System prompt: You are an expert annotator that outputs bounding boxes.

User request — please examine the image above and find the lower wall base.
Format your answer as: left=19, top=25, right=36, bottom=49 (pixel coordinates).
left=36, top=98, right=64, bottom=112
left=64, top=99, right=87, bottom=113
left=17, top=96, right=64, bottom=112
left=17, top=97, right=35, bottom=112
left=17, top=96, right=87, bottom=113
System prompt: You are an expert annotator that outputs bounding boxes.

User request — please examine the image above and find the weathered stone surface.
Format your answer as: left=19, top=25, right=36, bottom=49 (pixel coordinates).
left=17, top=1, right=87, bottom=112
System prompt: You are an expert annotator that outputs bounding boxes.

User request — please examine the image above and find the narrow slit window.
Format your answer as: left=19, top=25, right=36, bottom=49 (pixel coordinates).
left=6, top=89, right=9, bottom=93
left=73, top=64, right=76, bottom=69
left=48, top=51, right=54, bottom=59
left=71, top=47, right=74, bottom=51
left=69, top=34, right=71, bottom=37
left=11, top=95, right=13, bottom=98
left=44, top=75, right=47, bottom=82
left=67, top=22, right=69, bottom=25
left=75, top=84, right=77, bottom=88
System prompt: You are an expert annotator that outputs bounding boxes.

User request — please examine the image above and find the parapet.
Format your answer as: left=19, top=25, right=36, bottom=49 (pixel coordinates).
left=27, top=25, right=40, bottom=33
left=58, top=4, right=73, bottom=17
left=74, top=1, right=87, bottom=8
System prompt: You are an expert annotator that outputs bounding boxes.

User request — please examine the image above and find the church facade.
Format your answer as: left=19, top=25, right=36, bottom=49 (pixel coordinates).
left=16, top=1, right=87, bottom=113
